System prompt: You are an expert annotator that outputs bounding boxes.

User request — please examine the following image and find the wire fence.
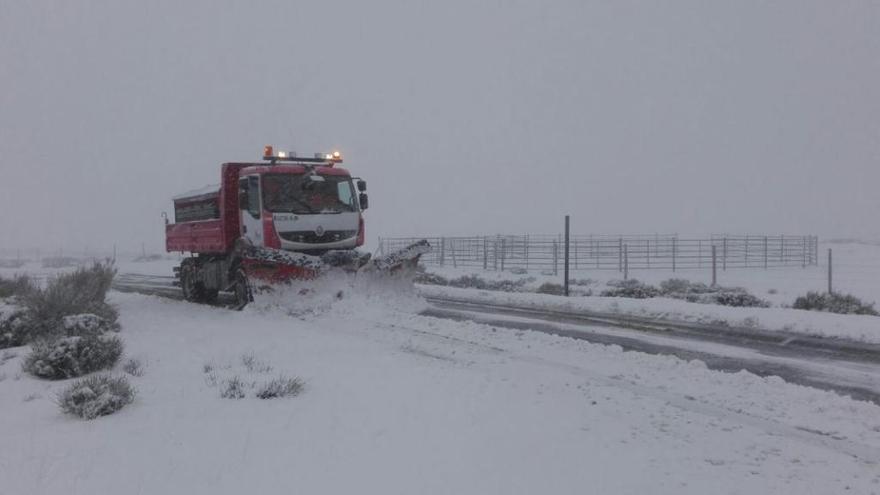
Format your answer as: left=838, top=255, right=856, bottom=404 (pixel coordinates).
left=379, top=234, right=819, bottom=274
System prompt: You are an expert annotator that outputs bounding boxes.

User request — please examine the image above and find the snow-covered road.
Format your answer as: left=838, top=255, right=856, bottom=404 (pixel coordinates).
left=423, top=297, right=880, bottom=404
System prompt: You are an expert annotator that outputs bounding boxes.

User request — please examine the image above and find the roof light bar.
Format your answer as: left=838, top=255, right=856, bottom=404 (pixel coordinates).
left=263, top=145, right=343, bottom=164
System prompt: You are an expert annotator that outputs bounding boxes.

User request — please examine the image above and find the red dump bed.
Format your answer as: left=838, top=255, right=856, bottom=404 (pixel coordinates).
left=166, top=163, right=247, bottom=254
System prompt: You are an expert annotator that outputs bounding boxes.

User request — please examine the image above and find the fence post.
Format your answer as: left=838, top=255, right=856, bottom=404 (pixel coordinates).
left=553, top=240, right=558, bottom=276
left=828, top=248, right=833, bottom=294
left=672, top=237, right=677, bottom=272
left=564, top=215, right=570, bottom=297
left=450, top=238, right=457, bottom=268
left=440, top=237, right=446, bottom=266
left=723, top=237, right=727, bottom=271
left=501, top=238, right=506, bottom=272
left=646, top=239, right=650, bottom=268
left=618, top=237, right=623, bottom=272
left=711, top=245, right=717, bottom=287
left=493, top=238, right=498, bottom=271
left=802, top=236, right=807, bottom=268
left=698, top=239, right=702, bottom=268
left=624, top=244, right=629, bottom=280
left=745, top=235, right=749, bottom=268
left=763, top=236, right=768, bottom=269
left=483, top=237, right=488, bottom=270
left=780, top=234, right=785, bottom=264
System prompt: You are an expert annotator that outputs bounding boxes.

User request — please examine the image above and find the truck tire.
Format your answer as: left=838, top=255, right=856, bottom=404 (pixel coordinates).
left=180, top=260, right=209, bottom=303
left=231, top=267, right=252, bottom=310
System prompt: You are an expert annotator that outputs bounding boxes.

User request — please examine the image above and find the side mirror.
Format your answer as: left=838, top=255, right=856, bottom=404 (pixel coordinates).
left=357, top=180, right=367, bottom=192
left=359, top=193, right=369, bottom=210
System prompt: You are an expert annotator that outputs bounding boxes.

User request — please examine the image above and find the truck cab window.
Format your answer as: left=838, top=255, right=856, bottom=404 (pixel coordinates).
left=241, top=176, right=260, bottom=219
left=337, top=181, right=354, bottom=208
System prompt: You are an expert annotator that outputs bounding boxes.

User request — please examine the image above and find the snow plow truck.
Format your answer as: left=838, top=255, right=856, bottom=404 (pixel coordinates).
left=165, top=146, right=430, bottom=308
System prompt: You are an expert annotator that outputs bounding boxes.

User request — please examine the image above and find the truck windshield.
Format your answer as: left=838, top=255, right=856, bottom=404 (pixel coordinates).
left=262, top=173, right=356, bottom=214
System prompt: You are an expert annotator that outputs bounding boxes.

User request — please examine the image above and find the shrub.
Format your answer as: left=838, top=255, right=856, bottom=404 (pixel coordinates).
left=241, top=353, right=272, bottom=373
left=122, top=358, right=144, bottom=377
left=58, top=374, right=135, bottom=419
left=62, top=314, right=114, bottom=337
left=601, top=279, right=660, bottom=299
left=659, top=278, right=714, bottom=296
left=793, top=292, right=878, bottom=316
left=0, top=274, right=36, bottom=299
left=255, top=376, right=304, bottom=399
left=711, top=289, right=770, bottom=308
left=23, top=334, right=123, bottom=379
left=414, top=272, right=449, bottom=286
left=21, top=262, right=118, bottom=339
left=220, top=376, right=246, bottom=399
left=448, top=275, right=489, bottom=290
left=489, top=278, right=533, bottom=292
left=657, top=279, right=769, bottom=308
left=536, top=282, right=565, bottom=296
left=0, top=309, right=30, bottom=349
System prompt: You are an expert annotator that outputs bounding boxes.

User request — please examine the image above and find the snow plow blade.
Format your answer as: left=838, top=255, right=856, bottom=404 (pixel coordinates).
left=240, top=240, right=432, bottom=283
left=361, top=239, right=432, bottom=274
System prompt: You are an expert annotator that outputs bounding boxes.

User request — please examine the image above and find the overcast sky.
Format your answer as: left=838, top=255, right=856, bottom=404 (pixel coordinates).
left=1, top=1, right=878, bottom=254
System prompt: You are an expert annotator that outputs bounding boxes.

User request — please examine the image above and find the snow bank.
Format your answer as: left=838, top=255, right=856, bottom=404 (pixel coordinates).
left=419, top=285, right=880, bottom=344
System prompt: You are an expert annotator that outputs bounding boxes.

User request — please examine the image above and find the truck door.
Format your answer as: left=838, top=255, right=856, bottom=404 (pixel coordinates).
left=239, top=176, right=264, bottom=246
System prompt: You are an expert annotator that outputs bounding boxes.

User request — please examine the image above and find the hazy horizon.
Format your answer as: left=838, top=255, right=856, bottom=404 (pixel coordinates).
left=2, top=1, right=878, bottom=255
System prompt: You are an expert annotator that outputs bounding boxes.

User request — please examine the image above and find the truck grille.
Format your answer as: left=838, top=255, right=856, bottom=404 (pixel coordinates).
left=279, top=230, right=358, bottom=244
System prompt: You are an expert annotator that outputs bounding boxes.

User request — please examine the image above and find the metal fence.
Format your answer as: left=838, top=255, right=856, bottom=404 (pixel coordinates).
left=379, top=234, right=819, bottom=274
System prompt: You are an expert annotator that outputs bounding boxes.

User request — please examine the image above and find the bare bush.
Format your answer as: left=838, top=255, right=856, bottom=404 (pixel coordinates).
left=0, top=309, right=30, bottom=349
left=658, top=279, right=770, bottom=308
left=241, top=353, right=272, bottom=373
left=220, top=376, right=246, bottom=399
left=58, top=374, right=135, bottom=419
left=21, top=262, right=118, bottom=340
left=793, top=292, right=878, bottom=316
left=711, top=289, right=770, bottom=308
left=536, top=282, right=565, bottom=296
left=122, top=358, right=144, bottom=377
left=601, top=280, right=660, bottom=299
left=256, top=376, right=304, bottom=399
left=0, top=274, right=36, bottom=299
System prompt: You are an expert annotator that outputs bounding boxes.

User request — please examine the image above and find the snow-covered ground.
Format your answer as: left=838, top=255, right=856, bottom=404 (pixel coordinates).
left=418, top=240, right=880, bottom=344
left=1, top=278, right=880, bottom=494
